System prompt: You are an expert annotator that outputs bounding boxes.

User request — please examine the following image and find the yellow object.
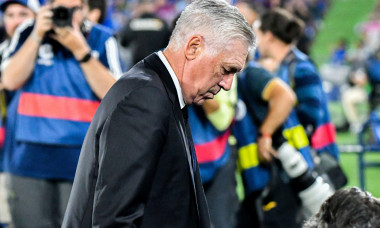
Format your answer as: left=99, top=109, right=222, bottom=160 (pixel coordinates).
left=282, top=125, right=309, bottom=149
left=263, top=201, right=277, bottom=211
left=0, top=90, right=6, bottom=119
left=207, top=79, right=237, bottom=131
left=238, top=143, right=259, bottom=170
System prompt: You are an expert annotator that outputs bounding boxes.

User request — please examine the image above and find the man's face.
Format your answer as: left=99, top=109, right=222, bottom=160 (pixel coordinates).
left=182, top=40, right=248, bottom=105
left=52, top=0, right=84, bottom=26
left=3, top=4, right=34, bottom=37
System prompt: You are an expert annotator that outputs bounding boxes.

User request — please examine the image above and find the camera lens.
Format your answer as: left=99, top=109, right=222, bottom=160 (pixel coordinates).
left=56, top=9, right=68, bottom=19
left=52, top=6, right=72, bottom=27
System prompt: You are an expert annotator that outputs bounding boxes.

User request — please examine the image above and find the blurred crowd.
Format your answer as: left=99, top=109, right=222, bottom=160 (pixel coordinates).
left=116, top=0, right=331, bottom=66
left=320, top=1, right=380, bottom=135
left=0, top=0, right=379, bottom=227
left=0, top=0, right=331, bottom=66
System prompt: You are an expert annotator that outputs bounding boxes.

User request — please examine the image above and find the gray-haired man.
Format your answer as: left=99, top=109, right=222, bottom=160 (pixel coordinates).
left=62, top=0, right=255, bottom=227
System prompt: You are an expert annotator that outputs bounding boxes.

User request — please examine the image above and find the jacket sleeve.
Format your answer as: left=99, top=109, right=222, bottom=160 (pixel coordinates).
left=92, top=85, right=170, bottom=227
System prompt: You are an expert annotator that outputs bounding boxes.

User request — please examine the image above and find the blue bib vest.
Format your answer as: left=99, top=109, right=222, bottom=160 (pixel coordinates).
left=188, top=106, right=231, bottom=183
left=1, top=20, right=122, bottom=180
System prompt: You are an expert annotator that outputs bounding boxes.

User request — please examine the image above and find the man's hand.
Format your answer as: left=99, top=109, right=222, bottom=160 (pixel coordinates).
left=52, top=22, right=91, bottom=61
left=32, top=5, right=53, bottom=41
left=257, top=136, right=277, bottom=163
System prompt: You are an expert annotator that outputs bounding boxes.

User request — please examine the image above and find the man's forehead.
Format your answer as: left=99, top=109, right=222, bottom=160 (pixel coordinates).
left=53, top=0, right=82, bottom=6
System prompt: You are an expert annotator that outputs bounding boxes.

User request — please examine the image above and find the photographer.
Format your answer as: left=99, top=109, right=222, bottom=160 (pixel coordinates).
left=234, top=60, right=334, bottom=228
left=0, top=0, right=122, bottom=227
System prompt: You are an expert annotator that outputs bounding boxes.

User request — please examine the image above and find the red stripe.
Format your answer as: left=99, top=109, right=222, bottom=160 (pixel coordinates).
left=0, top=127, right=4, bottom=148
left=311, top=123, right=336, bottom=149
left=195, top=130, right=230, bottom=163
left=18, top=92, right=100, bottom=122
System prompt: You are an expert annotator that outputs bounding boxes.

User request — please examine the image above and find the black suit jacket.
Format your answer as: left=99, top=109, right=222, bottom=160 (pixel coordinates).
left=62, top=54, right=210, bottom=227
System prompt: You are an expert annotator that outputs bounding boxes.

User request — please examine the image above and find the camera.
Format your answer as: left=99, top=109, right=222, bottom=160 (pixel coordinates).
left=277, top=143, right=335, bottom=218
left=51, top=6, right=74, bottom=27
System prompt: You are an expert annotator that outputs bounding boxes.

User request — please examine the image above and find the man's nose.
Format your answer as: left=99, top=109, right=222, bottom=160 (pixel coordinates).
left=218, top=74, right=234, bottom=91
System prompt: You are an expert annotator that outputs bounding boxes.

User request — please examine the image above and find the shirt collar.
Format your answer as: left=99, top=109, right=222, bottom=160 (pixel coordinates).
left=157, top=51, right=186, bottom=109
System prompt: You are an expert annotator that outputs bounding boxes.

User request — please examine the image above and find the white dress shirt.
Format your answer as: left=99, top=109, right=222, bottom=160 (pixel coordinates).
left=157, top=51, right=186, bottom=109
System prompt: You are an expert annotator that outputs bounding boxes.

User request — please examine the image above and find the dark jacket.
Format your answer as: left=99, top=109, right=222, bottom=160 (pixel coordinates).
left=62, top=53, right=210, bottom=228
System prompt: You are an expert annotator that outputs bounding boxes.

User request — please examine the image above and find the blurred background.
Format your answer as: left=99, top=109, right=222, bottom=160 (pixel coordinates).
left=310, top=0, right=380, bottom=198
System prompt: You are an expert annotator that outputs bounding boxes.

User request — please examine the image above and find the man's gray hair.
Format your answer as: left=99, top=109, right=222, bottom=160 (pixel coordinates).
left=169, top=0, right=256, bottom=54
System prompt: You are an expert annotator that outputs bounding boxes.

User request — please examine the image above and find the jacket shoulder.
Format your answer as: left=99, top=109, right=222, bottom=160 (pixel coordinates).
left=94, top=63, right=169, bottom=121
left=112, top=62, right=166, bottom=98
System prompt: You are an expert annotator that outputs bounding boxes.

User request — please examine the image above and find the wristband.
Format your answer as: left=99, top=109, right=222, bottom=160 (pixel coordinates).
left=78, top=51, right=92, bottom=63
left=258, top=132, right=271, bottom=138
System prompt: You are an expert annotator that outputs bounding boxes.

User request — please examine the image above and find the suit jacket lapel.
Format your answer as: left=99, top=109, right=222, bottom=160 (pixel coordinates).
left=144, top=53, right=199, bottom=201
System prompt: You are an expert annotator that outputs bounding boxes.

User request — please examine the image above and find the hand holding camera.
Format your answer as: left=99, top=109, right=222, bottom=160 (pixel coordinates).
left=31, top=4, right=90, bottom=61
left=32, top=4, right=75, bottom=40
left=31, top=5, right=53, bottom=42
left=257, top=135, right=277, bottom=163
left=53, top=23, right=90, bottom=61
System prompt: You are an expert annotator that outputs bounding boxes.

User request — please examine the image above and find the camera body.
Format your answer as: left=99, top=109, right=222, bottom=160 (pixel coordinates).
left=52, top=6, right=74, bottom=27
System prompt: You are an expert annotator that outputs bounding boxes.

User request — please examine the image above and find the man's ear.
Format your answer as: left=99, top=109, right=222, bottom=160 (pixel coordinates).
left=184, top=35, right=204, bottom=60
